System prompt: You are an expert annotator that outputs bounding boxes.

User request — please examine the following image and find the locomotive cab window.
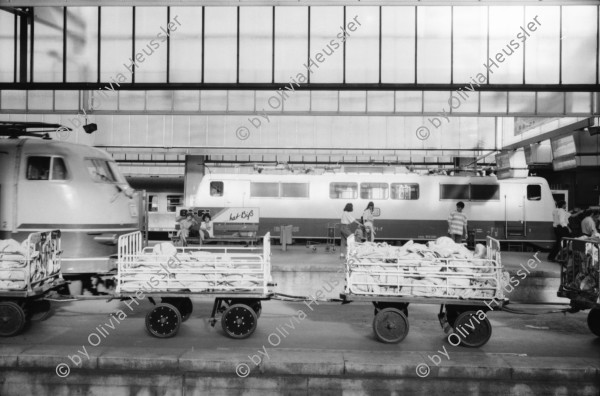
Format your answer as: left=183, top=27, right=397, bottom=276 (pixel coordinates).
left=210, top=181, right=224, bottom=197
left=251, top=182, right=279, bottom=197
left=360, top=183, right=389, bottom=200
left=85, top=159, right=118, bottom=183
left=391, top=183, right=419, bottom=200
left=330, top=182, right=358, bottom=199
left=527, top=185, right=542, bottom=201
left=26, top=156, right=68, bottom=181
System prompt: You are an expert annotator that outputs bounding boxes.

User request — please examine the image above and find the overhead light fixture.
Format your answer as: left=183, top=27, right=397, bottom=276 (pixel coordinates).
left=83, top=123, right=98, bottom=134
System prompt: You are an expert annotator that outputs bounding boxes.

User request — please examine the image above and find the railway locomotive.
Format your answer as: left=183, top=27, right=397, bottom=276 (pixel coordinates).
left=0, top=123, right=142, bottom=293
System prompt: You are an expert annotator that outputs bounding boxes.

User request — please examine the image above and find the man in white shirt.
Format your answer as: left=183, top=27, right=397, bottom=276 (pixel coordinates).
left=548, top=201, right=581, bottom=261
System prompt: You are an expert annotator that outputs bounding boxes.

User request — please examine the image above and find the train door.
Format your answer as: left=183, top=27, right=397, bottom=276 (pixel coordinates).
left=503, top=184, right=525, bottom=238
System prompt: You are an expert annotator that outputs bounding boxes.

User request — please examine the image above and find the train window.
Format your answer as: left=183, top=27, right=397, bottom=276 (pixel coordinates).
left=360, top=183, right=389, bottom=200
left=251, top=182, right=279, bottom=197
left=527, top=185, right=542, bottom=201
left=440, top=184, right=470, bottom=200
left=85, top=159, right=118, bottom=183
left=330, top=182, right=358, bottom=199
left=107, top=162, right=126, bottom=183
left=391, top=183, right=419, bottom=200
left=167, top=195, right=183, bottom=212
left=26, top=157, right=51, bottom=180
left=51, top=158, right=68, bottom=180
left=470, top=185, right=499, bottom=201
left=281, top=183, right=309, bottom=198
left=210, top=181, right=224, bottom=197
left=148, top=195, right=159, bottom=212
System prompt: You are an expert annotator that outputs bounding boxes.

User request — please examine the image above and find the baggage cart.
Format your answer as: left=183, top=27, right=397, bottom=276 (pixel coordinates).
left=557, top=237, right=600, bottom=337
left=0, top=230, right=65, bottom=336
left=340, top=236, right=507, bottom=347
left=116, top=231, right=272, bottom=339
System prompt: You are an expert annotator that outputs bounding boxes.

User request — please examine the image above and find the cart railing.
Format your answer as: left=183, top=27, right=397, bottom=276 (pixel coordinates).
left=344, top=236, right=505, bottom=300
left=0, top=230, right=62, bottom=293
left=117, top=231, right=271, bottom=295
left=558, top=237, right=599, bottom=306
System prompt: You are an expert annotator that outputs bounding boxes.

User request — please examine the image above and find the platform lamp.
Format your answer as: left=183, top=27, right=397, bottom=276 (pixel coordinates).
left=83, top=123, right=98, bottom=134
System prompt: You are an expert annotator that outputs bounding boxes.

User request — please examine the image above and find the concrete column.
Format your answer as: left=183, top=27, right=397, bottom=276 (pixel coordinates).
left=184, top=155, right=205, bottom=206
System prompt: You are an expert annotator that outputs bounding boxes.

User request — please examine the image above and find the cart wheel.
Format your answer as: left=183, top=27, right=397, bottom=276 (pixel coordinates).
left=249, top=301, right=262, bottom=319
left=221, top=304, right=258, bottom=339
left=162, top=298, right=193, bottom=322
left=587, top=308, right=600, bottom=337
left=0, top=301, right=27, bottom=337
left=145, top=303, right=181, bottom=338
left=28, top=299, right=52, bottom=322
left=453, top=311, right=492, bottom=347
left=372, top=308, right=409, bottom=343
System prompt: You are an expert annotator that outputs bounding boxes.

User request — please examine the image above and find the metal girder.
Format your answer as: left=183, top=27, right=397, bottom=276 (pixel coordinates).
left=1, top=82, right=600, bottom=92
left=1, top=1, right=599, bottom=6
left=502, top=117, right=594, bottom=151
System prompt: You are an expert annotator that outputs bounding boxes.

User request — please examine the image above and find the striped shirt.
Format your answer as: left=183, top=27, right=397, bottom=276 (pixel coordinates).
left=448, top=211, right=467, bottom=236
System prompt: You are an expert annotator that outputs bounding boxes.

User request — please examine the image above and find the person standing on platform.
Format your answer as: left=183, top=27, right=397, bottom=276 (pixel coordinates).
left=447, top=201, right=468, bottom=243
left=581, top=210, right=600, bottom=238
left=548, top=201, right=580, bottom=261
left=362, top=201, right=376, bottom=242
left=340, top=203, right=361, bottom=259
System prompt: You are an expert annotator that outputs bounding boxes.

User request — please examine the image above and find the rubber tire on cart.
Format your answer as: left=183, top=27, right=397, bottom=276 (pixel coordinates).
left=145, top=303, right=182, bottom=338
left=587, top=307, right=600, bottom=337
left=162, top=298, right=193, bottom=322
left=0, top=301, right=27, bottom=337
left=372, top=307, right=409, bottom=343
left=453, top=311, right=492, bottom=347
left=221, top=304, right=258, bottom=339
left=27, top=299, right=53, bottom=322
left=374, top=303, right=408, bottom=318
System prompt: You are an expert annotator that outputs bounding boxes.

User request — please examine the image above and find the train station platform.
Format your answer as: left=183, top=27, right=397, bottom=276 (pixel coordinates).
left=1, top=343, right=598, bottom=395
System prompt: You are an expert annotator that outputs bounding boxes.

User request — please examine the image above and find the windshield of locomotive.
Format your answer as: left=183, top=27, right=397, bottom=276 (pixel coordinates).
left=85, top=159, right=128, bottom=185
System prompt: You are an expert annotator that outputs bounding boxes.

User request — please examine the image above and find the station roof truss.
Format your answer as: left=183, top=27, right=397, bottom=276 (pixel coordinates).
left=0, top=3, right=598, bottom=166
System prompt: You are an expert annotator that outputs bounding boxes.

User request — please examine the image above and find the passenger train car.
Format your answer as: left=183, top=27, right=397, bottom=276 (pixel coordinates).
left=0, top=136, right=141, bottom=284
left=190, top=171, right=555, bottom=248
left=127, top=177, right=184, bottom=237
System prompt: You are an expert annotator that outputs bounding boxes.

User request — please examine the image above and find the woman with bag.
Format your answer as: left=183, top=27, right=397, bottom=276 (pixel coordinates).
left=340, top=203, right=361, bottom=259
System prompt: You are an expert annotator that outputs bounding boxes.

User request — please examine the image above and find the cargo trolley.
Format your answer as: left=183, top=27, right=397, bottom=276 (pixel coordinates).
left=557, top=237, right=600, bottom=337
left=340, top=236, right=507, bottom=347
left=0, top=230, right=65, bottom=337
left=116, top=231, right=273, bottom=339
